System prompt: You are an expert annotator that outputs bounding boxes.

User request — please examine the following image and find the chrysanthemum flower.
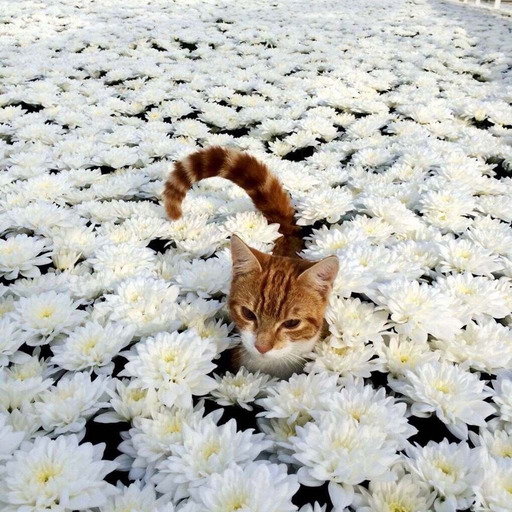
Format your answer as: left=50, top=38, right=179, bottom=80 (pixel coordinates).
left=368, top=278, right=462, bottom=343
left=97, top=277, right=181, bottom=337
left=0, top=316, right=26, bottom=367
left=318, top=378, right=416, bottom=450
left=432, top=319, right=512, bottom=373
left=0, top=413, right=25, bottom=463
left=491, top=371, right=512, bottom=424
left=154, top=418, right=271, bottom=500
left=473, top=455, right=512, bottom=512
left=95, top=379, right=160, bottom=424
left=101, top=481, right=174, bottom=512
left=120, top=329, right=217, bottom=408
left=291, top=414, right=399, bottom=491
left=375, top=333, right=440, bottom=379
left=211, top=368, right=275, bottom=410
left=0, top=434, right=117, bottom=511
left=222, top=211, right=281, bottom=251
left=296, top=187, right=354, bottom=225
left=351, top=468, right=434, bottom=512
left=182, top=462, right=299, bottom=512
left=0, top=353, right=55, bottom=410
left=305, top=336, right=381, bottom=379
left=326, top=296, right=390, bottom=346
left=12, top=291, right=87, bottom=346
left=406, top=439, right=481, bottom=512
left=34, top=372, right=111, bottom=435
left=0, top=234, right=52, bottom=280
left=394, top=361, right=495, bottom=439
left=257, top=372, right=340, bottom=424
left=51, top=321, right=135, bottom=374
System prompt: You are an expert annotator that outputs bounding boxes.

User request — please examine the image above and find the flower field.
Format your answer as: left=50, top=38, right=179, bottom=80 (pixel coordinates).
left=1, top=0, right=512, bottom=510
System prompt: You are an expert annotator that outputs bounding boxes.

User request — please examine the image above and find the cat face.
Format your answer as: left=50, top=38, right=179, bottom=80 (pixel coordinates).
left=228, top=235, right=338, bottom=377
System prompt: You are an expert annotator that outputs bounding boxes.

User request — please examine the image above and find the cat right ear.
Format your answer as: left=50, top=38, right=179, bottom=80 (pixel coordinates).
left=231, top=235, right=262, bottom=276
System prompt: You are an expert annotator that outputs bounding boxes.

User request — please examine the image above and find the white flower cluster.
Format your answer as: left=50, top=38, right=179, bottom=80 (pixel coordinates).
left=1, top=0, right=512, bottom=509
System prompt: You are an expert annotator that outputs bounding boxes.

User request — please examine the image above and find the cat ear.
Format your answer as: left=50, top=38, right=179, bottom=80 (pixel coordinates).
left=298, top=256, right=339, bottom=293
left=231, top=235, right=262, bottom=276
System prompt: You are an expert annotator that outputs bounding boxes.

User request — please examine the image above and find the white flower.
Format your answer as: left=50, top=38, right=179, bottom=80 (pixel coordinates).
left=211, top=368, right=275, bottom=410
left=172, top=119, right=210, bottom=139
left=305, top=336, right=382, bottom=379
left=13, top=291, right=87, bottom=346
left=406, top=440, right=481, bottom=512
left=491, top=371, right=512, bottom=424
left=318, top=378, right=416, bottom=450
left=51, top=321, right=135, bottom=374
left=326, top=296, right=390, bottom=346
left=437, top=239, right=502, bottom=276
left=173, top=256, right=231, bottom=298
left=291, top=414, right=399, bottom=490
left=120, top=329, right=217, bottom=408
left=296, top=187, right=354, bottom=225
left=434, top=273, right=509, bottom=323
left=125, top=403, right=218, bottom=478
left=222, top=211, right=281, bottom=251
left=474, top=428, right=512, bottom=462
left=154, top=418, right=271, bottom=500
left=375, top=333, right=440, bottom=379
left=473, top=454, right=512, bottom=511
left=99, top=481, right=174, bottom=512
left=360, top=196, right=422, bottom=234
left=394, top=361, right=495, bottom=439
left=89, top=243, right=157, bottom=288
left=257, top=372, right=340, bottom=424
left=0, top=234, right=52, bottom=280
left=183, top=462, right=299, bottom=512
left=34, top=372, right=111, bottom=435
left=0, top=412, right=25, bottom=463
left=0, top=316, right=26, bottom=367
left=0, top=353, right=54, bottom=410
left=0, top=435, right=117, bottom=511
left=368, top=279, right=462, bottom=343
left=432, top=319, right=512, bottom=373
left=97, top=277, right=181, bottom=337
left=99, top=146, right=140, bottom=168
left=95, top=379, right=160, bottom=424
left=352, top=469, right=434, bottom=512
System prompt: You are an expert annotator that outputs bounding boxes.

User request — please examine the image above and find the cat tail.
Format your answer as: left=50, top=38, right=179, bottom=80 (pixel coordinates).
left=163, top=146, right=302, bottom=256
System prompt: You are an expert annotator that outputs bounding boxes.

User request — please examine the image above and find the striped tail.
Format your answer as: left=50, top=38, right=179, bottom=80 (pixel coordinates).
left=163, top=146, right=302, bottom=256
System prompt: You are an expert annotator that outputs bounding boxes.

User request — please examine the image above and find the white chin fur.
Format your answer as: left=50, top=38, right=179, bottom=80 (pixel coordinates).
left=239, top=330, right=317, bottom=378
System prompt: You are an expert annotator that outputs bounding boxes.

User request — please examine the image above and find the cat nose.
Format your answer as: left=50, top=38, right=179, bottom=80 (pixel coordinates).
left=255, top=342, right=271, bottom=354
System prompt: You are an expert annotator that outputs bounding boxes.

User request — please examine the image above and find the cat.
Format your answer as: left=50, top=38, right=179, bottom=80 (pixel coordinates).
left=163, top=146, right=339, bottom=377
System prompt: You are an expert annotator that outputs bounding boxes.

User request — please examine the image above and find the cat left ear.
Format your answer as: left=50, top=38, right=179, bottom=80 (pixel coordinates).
left=298, top=256, right=339, bottom=293
left=231, top=234, right=262, bottom=276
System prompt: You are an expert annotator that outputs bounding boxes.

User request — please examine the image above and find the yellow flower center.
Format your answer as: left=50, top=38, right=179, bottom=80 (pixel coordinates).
left=201, top=441, right=220, bottom=459
left=332, top=346, right=350, bottom=356
left=35, top=466, right=60, bottom=485
left=37, top=307, right=55, bottom=319
left=435, top=461, right=455, bottom=477
left=500, top=446, right=512, bottom=458
left=164, top=418, right=182, bottom=434
left=226, top=496, right=247, bottom=511
left=129, top=389, right=146, bottom=401
left=81, top=337, right=98, bottom=354
left=434, top=381, right=450, bottom=394
left=389, top=504, right=411, bottom=512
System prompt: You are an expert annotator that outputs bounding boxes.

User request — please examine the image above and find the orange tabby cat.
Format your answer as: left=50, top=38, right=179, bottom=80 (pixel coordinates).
left=163, top=146, right=339, bottom=377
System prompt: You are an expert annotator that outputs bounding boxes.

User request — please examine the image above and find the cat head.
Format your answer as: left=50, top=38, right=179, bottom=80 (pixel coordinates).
left=228, top=235, right=339, bottom=376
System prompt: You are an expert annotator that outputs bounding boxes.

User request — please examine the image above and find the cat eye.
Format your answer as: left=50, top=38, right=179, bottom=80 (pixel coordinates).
left=241, top=306, right=257, bottom=322
left=282, top=319, right=300, bottom=329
